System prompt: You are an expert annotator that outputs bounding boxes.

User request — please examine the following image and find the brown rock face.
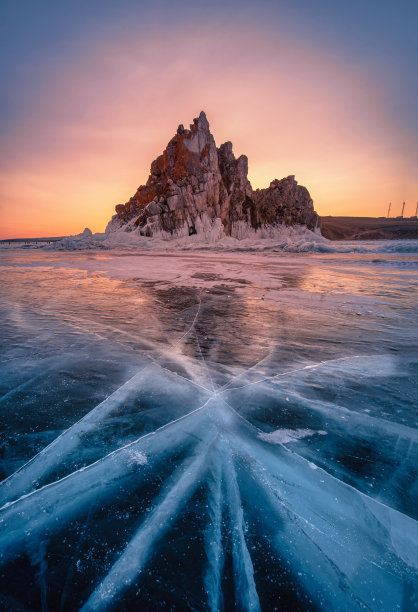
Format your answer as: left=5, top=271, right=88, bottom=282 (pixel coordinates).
left=107, top=111, right=320, bottom=238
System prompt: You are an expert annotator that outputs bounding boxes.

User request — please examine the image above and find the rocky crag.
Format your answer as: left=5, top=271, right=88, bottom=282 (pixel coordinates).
left=106, top=111, right=320, bottom=239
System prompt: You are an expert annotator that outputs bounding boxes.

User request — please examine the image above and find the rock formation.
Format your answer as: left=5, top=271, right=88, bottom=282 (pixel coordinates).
left=106, top=111, right=320, bottom=239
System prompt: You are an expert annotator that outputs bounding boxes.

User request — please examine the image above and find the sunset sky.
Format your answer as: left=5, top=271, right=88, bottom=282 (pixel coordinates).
left=1, top=0, right=417, bottom=238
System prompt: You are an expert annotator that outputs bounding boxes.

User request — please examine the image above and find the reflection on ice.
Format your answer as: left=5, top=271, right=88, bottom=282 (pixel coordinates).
left=0, top=250, right=417, bottom=610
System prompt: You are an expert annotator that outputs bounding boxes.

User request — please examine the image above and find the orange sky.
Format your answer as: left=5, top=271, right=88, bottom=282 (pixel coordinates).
left=1, top=25, right=417, bottom=238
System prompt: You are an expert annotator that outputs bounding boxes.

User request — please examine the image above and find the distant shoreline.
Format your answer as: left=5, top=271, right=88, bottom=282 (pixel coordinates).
left=321, top=216, right=418, bottom=240
left=2, top=218, right=418, bottom=243
left=0, top=237, right=64, bottom=244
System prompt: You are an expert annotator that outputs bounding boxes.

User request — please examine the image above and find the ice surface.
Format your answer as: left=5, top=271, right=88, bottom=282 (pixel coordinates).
left=0, top=247, right=417, bottom=610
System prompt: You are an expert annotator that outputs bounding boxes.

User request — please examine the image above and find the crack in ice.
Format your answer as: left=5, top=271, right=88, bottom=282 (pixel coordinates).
left=81, top=437, right=215, bottom=611
left=0, top=299, right=416, bottom=611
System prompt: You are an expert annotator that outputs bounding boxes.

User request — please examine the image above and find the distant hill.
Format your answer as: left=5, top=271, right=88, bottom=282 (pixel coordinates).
left=321, top=216, right=418, bottom=240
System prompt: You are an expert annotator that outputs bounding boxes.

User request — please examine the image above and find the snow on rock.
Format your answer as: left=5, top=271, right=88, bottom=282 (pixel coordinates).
left=106, top=110, right=320, bottom=240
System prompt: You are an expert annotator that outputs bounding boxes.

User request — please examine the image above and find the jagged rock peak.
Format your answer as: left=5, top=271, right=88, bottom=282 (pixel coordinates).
left=108, top=111, right=320, bottom=239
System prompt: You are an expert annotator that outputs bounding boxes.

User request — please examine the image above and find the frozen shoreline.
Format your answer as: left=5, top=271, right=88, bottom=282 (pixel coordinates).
left=2, top=222, right=418, bottom=254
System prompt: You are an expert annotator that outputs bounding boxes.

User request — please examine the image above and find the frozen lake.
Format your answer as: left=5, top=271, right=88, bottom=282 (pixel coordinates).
left=0, top=246, right=417, bottom=610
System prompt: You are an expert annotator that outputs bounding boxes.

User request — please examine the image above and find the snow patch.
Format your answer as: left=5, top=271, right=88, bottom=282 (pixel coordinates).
left=127, top=450, right=148, bottom=466
left=258, top=428, right=318, bottom=445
